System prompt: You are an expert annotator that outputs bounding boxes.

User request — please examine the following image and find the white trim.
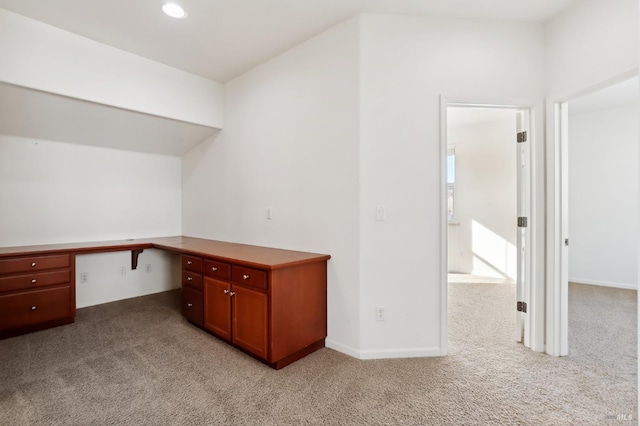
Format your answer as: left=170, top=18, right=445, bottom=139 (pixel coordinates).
left=325, top=339, right=360, bottom=359
left=439, top=96, right=448, bottom=356
left=569, top=278, right=638, bottom=291
left=440, top=96, right=545, bottom=354
left=545, top=67, right=639, bottom=358
left=359, top=347, right=442, bottom=360
left=325, top=339, right=442, bottom=360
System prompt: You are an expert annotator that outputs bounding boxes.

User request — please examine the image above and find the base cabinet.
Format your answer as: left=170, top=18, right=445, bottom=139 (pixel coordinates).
left=0, top=254, right=75, bottom=337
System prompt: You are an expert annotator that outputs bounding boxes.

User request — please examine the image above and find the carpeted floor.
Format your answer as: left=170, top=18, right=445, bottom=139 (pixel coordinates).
left=0, top=282, right=636, bottom=425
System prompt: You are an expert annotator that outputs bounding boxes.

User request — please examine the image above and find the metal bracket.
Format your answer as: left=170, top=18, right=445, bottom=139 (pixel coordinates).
left=517, top=301, right=527, bottom=313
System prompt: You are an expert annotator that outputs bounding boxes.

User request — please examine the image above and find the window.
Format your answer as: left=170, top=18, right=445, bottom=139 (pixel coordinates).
left=447, top=146, right=455, bottom=221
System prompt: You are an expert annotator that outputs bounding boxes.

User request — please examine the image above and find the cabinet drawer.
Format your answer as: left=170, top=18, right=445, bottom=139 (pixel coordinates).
left=0, top=286, right=72, bottom=330
left=0, top=270, right=71, bottom=292
left=182, top=255, right=203, bottom=273
left=182, top=286, right=203, bottom=327
left=0, top=255, right=70, bottom=275
left=182, top=270, right=203, bottom=290
left=232, top=266, right=267, bottom=291
left=204, top=259, right=230, bottom=280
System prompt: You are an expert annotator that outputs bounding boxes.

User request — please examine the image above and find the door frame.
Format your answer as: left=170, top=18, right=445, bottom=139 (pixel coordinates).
left=544, top=67, right=639, bottom=357
left=439, top=96, right=545, bottom=355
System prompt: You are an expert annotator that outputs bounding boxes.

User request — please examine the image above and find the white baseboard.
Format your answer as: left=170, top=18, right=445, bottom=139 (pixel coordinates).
left=569, top=277, right=637, bottom=291
left=358, top=347, right=442, bottom=360
left=325, top=339, right=442, bottom=360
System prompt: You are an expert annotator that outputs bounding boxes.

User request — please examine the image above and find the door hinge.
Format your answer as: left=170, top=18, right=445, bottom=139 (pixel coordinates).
left=565, top=238, right=569, bottom=246
left=517, top=301, right=527, bottom=313
left=517, top=217, right=528, bottom=228
left=517, top=131, right=527, bottom=143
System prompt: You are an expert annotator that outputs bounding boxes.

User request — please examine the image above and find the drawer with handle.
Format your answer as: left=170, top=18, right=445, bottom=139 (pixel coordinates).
left=0, top=286, right=72, bottom=330
left=0, top=255, right=70, bottom=275
left=0, top=270, right=71, bottom=292
left=204, top=260, right=231, bottom=280
left=182, top=256, right=203, bottom=273
left=182, top=270, right=203, bottom=290
left=231, top=266, right=267, bottom=290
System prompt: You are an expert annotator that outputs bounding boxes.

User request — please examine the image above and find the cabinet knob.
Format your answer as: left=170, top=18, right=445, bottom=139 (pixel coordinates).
left=229, top=291, right=235, bottom=297
left=212, top=267, right=218, bottom=272
left=31, top=306, right=37, bottom=310
left=223, top=289, right=229, bottom=294
left=187, top=303, right=193, bottom=307
left=31, top=279, right=37, bottom=284
left=31, top=262, right=36, bottom=267
left=187, top=276, right=193, bottom=281
left=243, top=274, right=250, bottom=280
left=187, top=260, right=192, bottom=265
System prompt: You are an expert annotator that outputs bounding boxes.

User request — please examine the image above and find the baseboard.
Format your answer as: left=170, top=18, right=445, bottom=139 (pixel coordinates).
left=358, top=347, right=442, bottom=360
left=326, top=339, right=442, bottom=360
left=325, top=339, right=360, bottom=358
left=569, top=278, right=637, bottom=291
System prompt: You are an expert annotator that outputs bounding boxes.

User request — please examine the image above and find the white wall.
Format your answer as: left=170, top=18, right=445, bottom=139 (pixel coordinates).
left=0, top=136, right=182, bottom=246
left=568, top=104, right=638, bottom=289
left=545, top=0, right=638, bottom=99
left=0, top=136, right=182, bottom=302
left=358, top=14, right=544, bottom=356
left=0, top=8, right=223, bottom=128
left=447, top=109, right=517, bottom=279
left=76, top=250, right=180, bottom=308
left=182, top=18, right=362, bottom=354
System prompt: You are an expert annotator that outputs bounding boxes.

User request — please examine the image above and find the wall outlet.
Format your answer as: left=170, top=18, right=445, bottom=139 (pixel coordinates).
left=145, top=264, right=152, bottom=273
left=376, top=306, right=385, bottom=321
left=80, top=272, right=88, bottom=283
left=119, top=266, right=126, bottom=276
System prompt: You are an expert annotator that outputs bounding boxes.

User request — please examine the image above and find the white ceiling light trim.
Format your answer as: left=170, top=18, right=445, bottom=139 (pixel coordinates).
left=162, top=3, right=187, bottom=19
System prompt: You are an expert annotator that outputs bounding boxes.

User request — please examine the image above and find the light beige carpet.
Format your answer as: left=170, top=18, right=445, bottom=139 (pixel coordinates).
left=0, top=282, right=636, bottom=425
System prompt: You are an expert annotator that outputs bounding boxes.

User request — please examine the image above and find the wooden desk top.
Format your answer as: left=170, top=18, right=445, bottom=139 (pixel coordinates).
left=0, top=236, right=330, bottom=270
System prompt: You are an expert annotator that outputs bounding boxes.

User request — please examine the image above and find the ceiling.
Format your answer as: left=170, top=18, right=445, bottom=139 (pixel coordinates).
left=0, top=0, right=581, bottom=83
left=0, top=83, right=218, bottom=156
left=569, top=76, right=639, bottom=115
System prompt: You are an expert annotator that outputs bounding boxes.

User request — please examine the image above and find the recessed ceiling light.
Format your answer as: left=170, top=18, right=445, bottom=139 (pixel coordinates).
left=162, top=3, right=187, bottom=19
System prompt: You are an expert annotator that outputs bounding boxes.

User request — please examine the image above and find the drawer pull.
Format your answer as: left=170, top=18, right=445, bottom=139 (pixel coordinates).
left=187, top=303, right=193, bottom=307
left=243, top=274, right=250, bottom=280
left=187, top=276, right=193, bottom=281
left=187, top=260, right=192, bottom=265
left=212, top=267, right=218, bottom=272
left=229, top=291, right=235, bottom=297
left=31, top=262, right=36, bottom=267
left=31, top=279, right=37, bottom=284
left=31, top=306, right=37, bottom=310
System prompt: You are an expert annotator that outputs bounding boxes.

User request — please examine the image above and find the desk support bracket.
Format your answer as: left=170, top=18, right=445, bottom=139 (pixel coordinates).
left=131, top=249, right=144, bottom=270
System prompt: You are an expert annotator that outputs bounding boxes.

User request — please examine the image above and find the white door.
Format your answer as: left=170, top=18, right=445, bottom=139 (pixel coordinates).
left=516, top=110, right=531, bottom=346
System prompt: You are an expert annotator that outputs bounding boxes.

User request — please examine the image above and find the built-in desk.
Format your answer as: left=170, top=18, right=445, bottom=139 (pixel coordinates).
left=0, top=236, right=330, bottom=369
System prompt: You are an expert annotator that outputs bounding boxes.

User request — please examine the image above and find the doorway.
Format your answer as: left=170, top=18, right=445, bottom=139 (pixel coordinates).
left=550, top=74, right=638, bottom=356
left=440, top=98, right=544, bottom=355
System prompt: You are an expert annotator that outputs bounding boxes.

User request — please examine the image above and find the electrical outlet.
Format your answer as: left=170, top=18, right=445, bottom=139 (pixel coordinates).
left=376, top=306, right=385, bottom=321
left=80, top=272, right=88, bottom=283
left=120, top=266, right=126, bottom=276
left=145, top=264, right=152, bottom=273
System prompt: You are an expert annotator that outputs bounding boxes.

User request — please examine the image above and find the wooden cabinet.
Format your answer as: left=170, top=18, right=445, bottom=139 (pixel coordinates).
left=0, top=236, right=329, bottom=368
left=181, top=255, right=203, bottom=327
left=200, top=251, right=328, bottom=369
left=0, top=254, right=75, bottom=337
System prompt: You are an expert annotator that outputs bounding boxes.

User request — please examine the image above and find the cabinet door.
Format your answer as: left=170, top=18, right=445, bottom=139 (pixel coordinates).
left=232, top=285, right=268, bottom=360
left=181, top=286, right=203, bottom=327
left=204, top=277, right=231, bottom=341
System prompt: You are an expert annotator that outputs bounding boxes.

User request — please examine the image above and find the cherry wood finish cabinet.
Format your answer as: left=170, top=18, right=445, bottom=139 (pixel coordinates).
left=0, top=236, right=329, bottom=369
left=0, top=254, right=75, bottom=338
